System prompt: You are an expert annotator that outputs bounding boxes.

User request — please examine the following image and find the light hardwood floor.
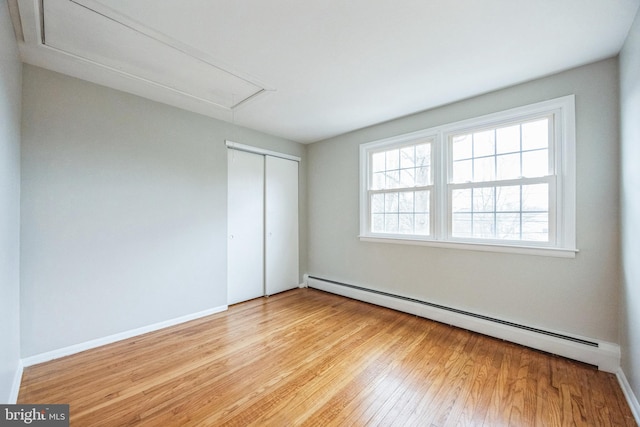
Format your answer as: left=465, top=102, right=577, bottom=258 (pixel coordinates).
left=19, top=288, right=636, bottom=426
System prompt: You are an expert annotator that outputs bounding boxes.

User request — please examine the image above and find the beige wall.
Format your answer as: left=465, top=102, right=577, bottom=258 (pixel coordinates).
left=307, top=58, right=620, bottom=343
left=620, top=7, right=640, bottom=408
left=20, top=65, right=307, bottom=357
left=0, top=2, right=22, bottom=403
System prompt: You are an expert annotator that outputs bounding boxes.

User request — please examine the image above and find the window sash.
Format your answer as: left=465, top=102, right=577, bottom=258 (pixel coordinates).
left=368, top=140, right=434, bottom=190
left=446, top=176, right=557, bottom=246
left=367, top=185, right=434, bottom=238
left=446, top=114, right=556, bottom=184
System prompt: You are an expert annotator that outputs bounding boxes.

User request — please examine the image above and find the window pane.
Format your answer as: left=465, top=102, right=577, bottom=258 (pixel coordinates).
left=386, top=148, right=400, bottom=170
left=452, top=160, right=472, bottom=183
left=522, top=118, right=549, bottom=151
left=496, top=153, right=521, bottom=180
left=496, top=124, right=520, bottom=154
left=372, top=152, right=385, bottom=172
left=522, top=212, right=548, bottom=241
left=452, top=213, right=472, bottom=237
left=385, top=192, right=399, bottom=212
left=522, top=149, right=548, bottom=177
left=452, top=189, right=471, bottom=213
left=452, top=134, right=472, bottom=160
left=372, top=172, right=386, bottom=190
left=372, top=213, right=385, bottom=233
left=473, top=213, right=494, bottom=238
left=496, top=213, right=520, bottom=240
left=415, top=213, right=429, bottom=235
left=371, top=193, right=385, bottom=213
left=472, top=187, right=495, bottom=212
left=400, top=146, right=415, bottom=169
left=522, top=184, right=548, bottom=212
left=399, top=214, right=414, bottom=234
left=416, top=167, right=431, bottom=186
left=400, top=169, right=415, bottom=187
left=385, top=170, right=400, bottom=188
left=385, top=214, right=399, bottom=233
left=496, top=185, right=521, bottom=212
left=416, top=143, right=430, bottom=167
left=415, top=190, right=429, bottom=212
left=473, top=130, right=495, bottom=157
left=473, top=156, right=495, bottom=182
left=399, top=191, right=414, bottom=213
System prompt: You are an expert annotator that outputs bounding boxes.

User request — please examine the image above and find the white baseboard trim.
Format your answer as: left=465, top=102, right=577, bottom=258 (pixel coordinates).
left=308, top=276, right=620, bottom=373
left=617, top=368, right=640, bottom=425
left=22, top=305, right=228, bottom=367
left=8, top=360, right=23, bottom=404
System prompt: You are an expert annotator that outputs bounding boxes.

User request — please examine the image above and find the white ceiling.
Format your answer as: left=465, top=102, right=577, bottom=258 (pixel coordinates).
left=10, top=0, right=640, bottom=143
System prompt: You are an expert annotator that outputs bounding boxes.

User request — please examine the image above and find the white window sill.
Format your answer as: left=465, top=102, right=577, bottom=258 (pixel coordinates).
left=359, top=235, right=578, bottom=258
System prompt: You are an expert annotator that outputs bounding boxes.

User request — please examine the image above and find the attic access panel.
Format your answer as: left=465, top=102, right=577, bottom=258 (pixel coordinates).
left=41, top=0, right=266, bottom=110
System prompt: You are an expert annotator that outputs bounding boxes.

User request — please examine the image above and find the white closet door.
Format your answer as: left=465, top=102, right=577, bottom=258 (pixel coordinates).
left=227, top=150, right=265, bottom=305
left=265, top=156, right=299, bottom=295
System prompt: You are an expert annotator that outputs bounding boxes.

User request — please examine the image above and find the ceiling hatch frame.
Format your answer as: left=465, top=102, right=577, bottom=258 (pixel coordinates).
left=23, top=0, right=274, bottom=111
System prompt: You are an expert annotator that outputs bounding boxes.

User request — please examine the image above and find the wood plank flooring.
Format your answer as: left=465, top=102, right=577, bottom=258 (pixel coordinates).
left=19, top=288, right=636, bottom=426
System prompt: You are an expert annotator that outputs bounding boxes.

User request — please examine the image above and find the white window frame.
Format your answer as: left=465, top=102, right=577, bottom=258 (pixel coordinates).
left=359, top=95, right=577, bottom=258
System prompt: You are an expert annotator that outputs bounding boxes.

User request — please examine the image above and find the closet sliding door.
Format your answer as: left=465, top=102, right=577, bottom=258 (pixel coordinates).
left=265, top=156, right=299, bottom=296
left=227, top=150, right=265, bottom=305
left=227, top=144, right=299, bottom=305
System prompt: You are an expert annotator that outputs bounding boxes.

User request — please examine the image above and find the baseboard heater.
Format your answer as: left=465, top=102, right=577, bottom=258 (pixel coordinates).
left=306, top=275, right=620, bottom=373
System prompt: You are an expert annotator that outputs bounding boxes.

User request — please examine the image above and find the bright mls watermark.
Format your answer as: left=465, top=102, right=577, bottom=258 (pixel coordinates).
left=0, top=405, right=68, bottom=426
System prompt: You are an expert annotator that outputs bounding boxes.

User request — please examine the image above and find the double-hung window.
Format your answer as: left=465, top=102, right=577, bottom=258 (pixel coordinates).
left=360, top=95, right=576, bottom=257
left=369, top=138, right=434, bottom=237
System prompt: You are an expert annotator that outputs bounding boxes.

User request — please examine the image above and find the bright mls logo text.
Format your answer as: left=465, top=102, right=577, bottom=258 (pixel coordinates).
left=5, top=407, right=49, bottom=424
left=0, top=405, right=69, bottom=426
